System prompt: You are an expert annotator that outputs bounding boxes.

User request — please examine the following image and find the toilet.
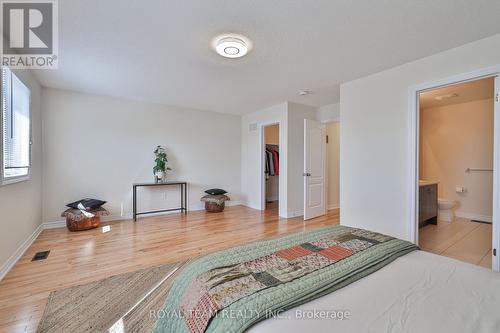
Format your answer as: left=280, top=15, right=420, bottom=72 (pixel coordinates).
left=438, top=198, right=457, bottom=222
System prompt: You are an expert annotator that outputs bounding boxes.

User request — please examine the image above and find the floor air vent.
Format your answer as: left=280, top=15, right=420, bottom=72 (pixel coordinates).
left=32, top=250, right=50, bottom=261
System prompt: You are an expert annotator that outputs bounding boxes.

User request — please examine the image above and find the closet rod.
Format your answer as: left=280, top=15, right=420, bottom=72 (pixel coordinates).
left=465, top=168, right=493, bottom=173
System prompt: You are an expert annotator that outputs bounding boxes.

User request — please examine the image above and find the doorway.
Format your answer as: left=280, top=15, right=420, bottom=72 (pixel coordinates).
left=263, top=124, right=280, bottom=214
left=408, top=66, right=500, bottom=271
left=418, top=77, right=494, bottom=268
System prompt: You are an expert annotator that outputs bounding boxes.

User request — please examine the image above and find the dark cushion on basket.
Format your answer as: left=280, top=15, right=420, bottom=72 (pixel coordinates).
left=204, top=188, right=227, bottom=195
left=66, top=198, right=106, bottom=210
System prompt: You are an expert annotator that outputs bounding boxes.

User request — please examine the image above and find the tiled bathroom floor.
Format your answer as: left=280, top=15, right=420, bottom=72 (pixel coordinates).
left=419, top=217, right=492, bottom=268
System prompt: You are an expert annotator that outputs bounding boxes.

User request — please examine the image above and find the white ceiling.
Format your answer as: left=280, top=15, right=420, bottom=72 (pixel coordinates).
left=420, top=77, right=495, bottom=109
left=33, top=0, right=500, bottom=115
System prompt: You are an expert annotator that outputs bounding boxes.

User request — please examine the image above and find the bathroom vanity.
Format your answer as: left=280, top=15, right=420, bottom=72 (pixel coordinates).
left=419, top=181, right=438, bottom=227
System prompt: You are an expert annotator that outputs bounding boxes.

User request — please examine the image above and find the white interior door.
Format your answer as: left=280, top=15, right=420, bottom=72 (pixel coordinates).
left=493, top=75, right=500, bottom=272
left=304, top=119, right=327, bottom=220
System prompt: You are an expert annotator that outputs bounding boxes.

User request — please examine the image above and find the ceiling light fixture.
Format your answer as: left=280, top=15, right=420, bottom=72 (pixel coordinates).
left=213, top=34, right=251, bottom=58
left=299, top=90, right=311, bottom=96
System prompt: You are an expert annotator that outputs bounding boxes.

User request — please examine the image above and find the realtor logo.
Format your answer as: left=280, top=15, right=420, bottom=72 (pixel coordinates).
left=1, top=0, right=58, bottom=69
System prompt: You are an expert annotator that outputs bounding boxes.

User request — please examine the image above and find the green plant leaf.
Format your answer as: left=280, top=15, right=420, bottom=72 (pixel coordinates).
left=153, top=145, right=171, bottom=173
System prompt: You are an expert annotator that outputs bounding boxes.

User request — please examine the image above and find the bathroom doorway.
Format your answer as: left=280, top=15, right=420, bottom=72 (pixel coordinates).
left=415, top=75, right=497, bottom=269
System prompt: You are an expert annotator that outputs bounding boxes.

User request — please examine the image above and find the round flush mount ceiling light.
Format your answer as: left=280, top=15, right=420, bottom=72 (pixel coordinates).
left=213, top=34, right=251, bottom=58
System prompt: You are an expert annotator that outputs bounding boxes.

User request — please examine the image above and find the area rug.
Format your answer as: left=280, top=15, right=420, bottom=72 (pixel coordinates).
left=37, top=261, right=189, bottom=333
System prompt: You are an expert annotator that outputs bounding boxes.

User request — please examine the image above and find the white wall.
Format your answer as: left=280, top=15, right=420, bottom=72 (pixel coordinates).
left=0, top=69, right=43, bottom=274
left=340, top=33, right=500, bottom=240
left=241, top=102, right=316, bottom=217
left=241, top=103, right=288, bottom=215
left=316, top=103, right=340, bottom=123
left=421, top=98, right=494, bottom=221
left=287, top=102, right=317, bottom=216
left=327, top=122, right=340, bottom=210
left=41, top=88, right=242, bottom=223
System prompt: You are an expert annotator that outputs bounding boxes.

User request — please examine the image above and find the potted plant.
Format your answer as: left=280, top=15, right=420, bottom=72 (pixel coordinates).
left=153, top=146, right=171, bottom=183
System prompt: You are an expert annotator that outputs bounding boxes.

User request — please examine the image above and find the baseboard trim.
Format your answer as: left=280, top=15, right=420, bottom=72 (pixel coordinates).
left=328, top=204, right=339, bottom=211
left=43, top=201, right=243, bottom=229
left=455, top=211, right=492, bottom=223
left=42, top=220, right=67, bottom=229
left=0, top=201, right=245, bottom=282
left=0, top=224, right=43, bottom=282
left=285, top=210, right=304, bottom=218
left=42, top=213, right=134, bottom=229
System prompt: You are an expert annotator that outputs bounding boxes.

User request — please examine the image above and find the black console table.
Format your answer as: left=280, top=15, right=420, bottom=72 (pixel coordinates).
left=133, top=181, right=187, bottom=221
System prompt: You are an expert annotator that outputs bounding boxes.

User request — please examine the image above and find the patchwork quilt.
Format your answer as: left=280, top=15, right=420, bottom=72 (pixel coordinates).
left=154, top=225, right=418, bottom=333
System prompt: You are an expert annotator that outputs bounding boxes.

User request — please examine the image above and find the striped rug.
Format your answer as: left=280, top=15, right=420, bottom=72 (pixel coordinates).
left=37, top=261, right=188, bottom=333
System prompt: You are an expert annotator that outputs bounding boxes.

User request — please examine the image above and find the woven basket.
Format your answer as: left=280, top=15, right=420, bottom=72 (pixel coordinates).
left=62, top=207, right=109, bottom=232
left=201, top=194, right=230, bottom=213
left=66, top=215, right=100, bottom=231
left=204, top=201, right=226, bottom=213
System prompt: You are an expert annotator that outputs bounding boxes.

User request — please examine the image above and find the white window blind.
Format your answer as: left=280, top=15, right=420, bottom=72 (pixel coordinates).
left=1, top=68, right=31, bottom=182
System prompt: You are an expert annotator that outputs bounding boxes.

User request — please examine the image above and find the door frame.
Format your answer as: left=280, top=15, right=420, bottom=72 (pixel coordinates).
left=407, top=65, right=500, bottom=272
left=260, top=121, right=285, bottom=216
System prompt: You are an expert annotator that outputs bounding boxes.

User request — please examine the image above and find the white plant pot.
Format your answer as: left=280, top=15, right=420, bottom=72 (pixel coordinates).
left=155, top=171, right=165, bottom=182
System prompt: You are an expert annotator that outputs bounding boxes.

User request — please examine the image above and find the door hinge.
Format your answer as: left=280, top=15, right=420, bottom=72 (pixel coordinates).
left=326, top=135, right=329, bottom=144
left=494, top=248, right=497, bottom=256
left=496, top=93, right=499, bottom=102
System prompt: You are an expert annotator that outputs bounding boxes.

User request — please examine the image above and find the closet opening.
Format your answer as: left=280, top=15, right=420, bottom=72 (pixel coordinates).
left=264, top=124, right=280, bottom=214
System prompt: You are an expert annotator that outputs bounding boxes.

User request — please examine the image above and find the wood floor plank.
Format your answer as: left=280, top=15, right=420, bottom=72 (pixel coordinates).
left=0, top=205, right=339, bottom=333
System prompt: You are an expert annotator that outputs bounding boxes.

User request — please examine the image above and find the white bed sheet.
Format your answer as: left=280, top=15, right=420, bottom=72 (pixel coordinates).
left=248, top=251, right=500, bottom=333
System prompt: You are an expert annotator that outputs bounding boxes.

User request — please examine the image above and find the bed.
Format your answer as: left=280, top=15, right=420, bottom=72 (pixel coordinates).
left=249, top=250, right=500, bottom=333
left=154, top=225, right=500, bottom=333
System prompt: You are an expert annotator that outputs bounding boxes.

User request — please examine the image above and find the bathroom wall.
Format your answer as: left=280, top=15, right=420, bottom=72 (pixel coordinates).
left=420, top=98, right=494, bottom=222
left=265, top=124, right=279, bottom=202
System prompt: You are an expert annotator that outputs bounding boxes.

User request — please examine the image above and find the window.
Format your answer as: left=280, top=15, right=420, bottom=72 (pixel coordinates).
left=1, top=68, right=31, bottom=184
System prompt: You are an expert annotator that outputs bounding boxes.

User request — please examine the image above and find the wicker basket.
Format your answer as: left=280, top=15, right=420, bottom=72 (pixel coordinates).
left=204, top=201, right=226, bottom=213
left=201, top=194, right=230, bottom=213
left=61, top=207, right=109, bottom=232
left=66, top=215, right=101, bottom=231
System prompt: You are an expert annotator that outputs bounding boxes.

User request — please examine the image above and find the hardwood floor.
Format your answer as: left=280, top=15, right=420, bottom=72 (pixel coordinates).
left=419, top=217, right=492, bottom=268
left=0, top=205, right=339, bottom=333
